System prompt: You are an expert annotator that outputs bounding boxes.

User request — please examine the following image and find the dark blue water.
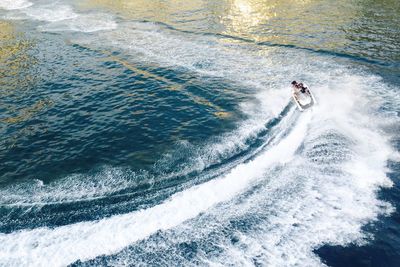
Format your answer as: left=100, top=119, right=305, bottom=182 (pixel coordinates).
left=0, top=0, right=399, bottom=266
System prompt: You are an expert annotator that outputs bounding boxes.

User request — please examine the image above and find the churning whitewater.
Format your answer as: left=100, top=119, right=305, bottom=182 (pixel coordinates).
left=1, top=0, right=399, bottom=266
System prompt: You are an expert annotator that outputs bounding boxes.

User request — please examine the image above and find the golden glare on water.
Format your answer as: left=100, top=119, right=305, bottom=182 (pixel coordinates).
left=106, top=54, right=230, bottom=118
left=81, top=0, right=207, bottom=21
left=81, top=0, right=348, bottom=46
left=0, top=20, right=46, bottom=125
left=222, top=0, right=277, bottom=33
left=0, top=20, right=34, bottom=75
left=0, top=20, right=33, bottom=94
left=220, top=0, right=314, bottom=42
left=0, top=21, right=20, bottom=65
left=0, top=20, right=14, bottom=41
left=220, top=0, right=356, bottom=49
left=80, top=0, right=354, bottom=49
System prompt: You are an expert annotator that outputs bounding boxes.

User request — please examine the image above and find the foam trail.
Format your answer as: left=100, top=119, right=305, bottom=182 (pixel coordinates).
left=0, top=92, right=290, bottom=208
left=0, top=0, right=32, bottom=10
left=91, top=79, right=396, bottom=267
left=0, top=6, right=397, bottom=266
left=102, top=21, right=274, bottom=91
left=22, top=4, right=78, bottom=22
left=0, top=1, right=117, bottom=32
left=40, top=13, right=117, bottom=32
left=0, top=168, right=146, bottom=206
left=206, top=87, right=396, bottom=266
left=0, top=112, right=310, bottom=267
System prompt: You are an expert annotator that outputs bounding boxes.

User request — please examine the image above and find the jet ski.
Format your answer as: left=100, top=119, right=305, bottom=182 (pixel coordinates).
left=291, top=82, right=316, bottom=111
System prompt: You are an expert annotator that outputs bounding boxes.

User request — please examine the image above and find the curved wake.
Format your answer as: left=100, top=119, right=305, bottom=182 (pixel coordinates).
left=0, top=4, right=398, bottom=267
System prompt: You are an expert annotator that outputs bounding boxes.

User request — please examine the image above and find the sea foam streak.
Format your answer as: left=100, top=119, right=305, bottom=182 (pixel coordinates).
left=0, top=1, right=117, bottom=32
left=22, top=4, right=78, bottom=22
left=0, top=0, right=32, bottom=10
left=40, top=13, right=117, bottom=32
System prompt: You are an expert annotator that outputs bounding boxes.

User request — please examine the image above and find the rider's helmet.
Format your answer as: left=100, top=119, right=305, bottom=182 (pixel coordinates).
left=291, top=81, right=297, bottom=85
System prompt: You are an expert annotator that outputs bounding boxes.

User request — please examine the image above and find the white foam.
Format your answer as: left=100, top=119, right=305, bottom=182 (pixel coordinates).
left=0, top=0, right=32, bottom=10
left=40, top=13, right=117, bottom=32
left=23, top=4, right=78, bottom=22
left=0, top=16, right=397, bottom=267
left=0, top=168, right=146, bottom=207
left=0, top=112, right=311, bottom=267
left=93, top=21, right=282, bottom=93
left=99, top=77, right=396, bottom=266
left=0, top=1, right=117, bottom=33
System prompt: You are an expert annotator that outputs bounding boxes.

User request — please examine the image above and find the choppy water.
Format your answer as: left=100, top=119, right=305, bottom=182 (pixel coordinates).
left=0, top=0, right=399, bottom=266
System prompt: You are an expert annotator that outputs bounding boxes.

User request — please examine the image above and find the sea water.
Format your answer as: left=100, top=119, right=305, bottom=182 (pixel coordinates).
left=0, top=0, right=399, bottom=266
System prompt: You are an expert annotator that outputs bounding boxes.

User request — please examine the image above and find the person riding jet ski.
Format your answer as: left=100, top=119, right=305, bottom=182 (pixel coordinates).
left=291, top=80, right=316, bottom=111
left=291, top=81, right=309, bottom=94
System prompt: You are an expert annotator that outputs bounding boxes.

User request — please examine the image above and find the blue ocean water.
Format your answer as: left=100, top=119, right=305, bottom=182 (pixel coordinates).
left=0, top=0, right=399, bottom=266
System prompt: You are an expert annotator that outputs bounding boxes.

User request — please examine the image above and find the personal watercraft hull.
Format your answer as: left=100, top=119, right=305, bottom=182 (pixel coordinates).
left=292, top=89, right=317, bottom=111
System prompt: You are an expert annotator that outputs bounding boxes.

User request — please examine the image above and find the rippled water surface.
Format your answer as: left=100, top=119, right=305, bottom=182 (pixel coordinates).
left=0, top=0, right=399, bottom=266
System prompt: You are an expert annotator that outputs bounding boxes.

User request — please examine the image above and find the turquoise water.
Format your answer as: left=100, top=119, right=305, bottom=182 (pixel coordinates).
left=0, top=0, right=399, bottom=266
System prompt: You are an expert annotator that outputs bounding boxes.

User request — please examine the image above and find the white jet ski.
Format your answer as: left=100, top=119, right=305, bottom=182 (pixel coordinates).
left=291, top=83, right=316, bottom=111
